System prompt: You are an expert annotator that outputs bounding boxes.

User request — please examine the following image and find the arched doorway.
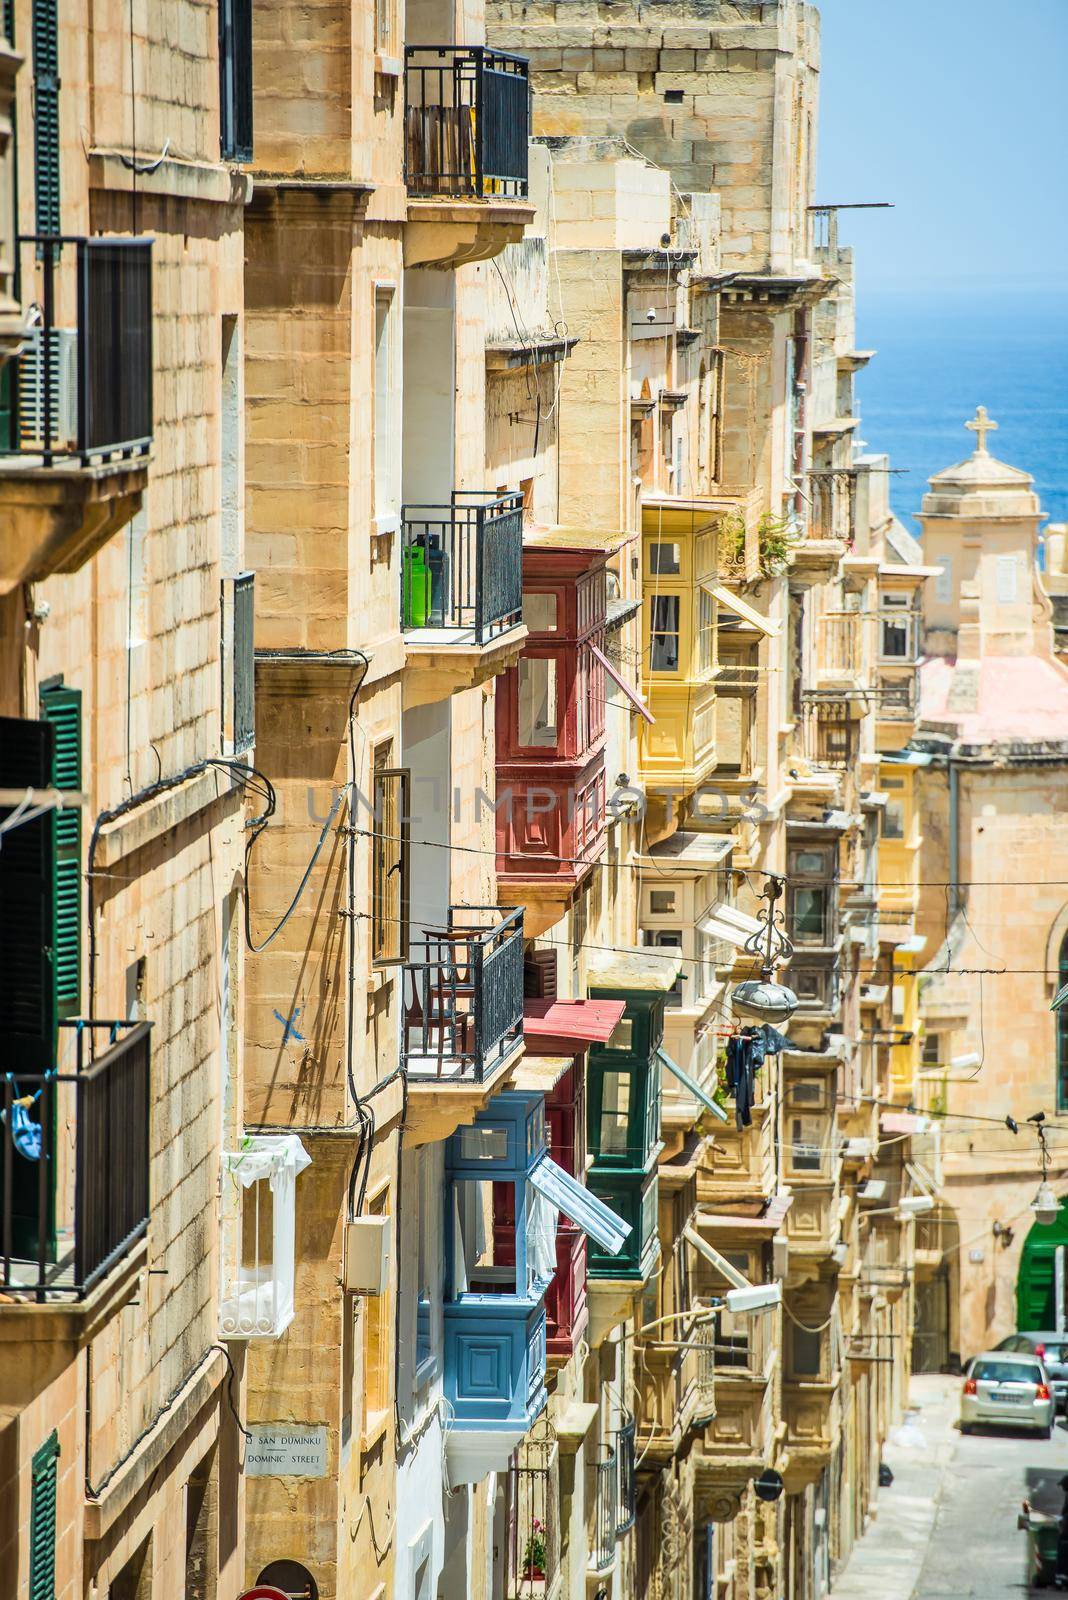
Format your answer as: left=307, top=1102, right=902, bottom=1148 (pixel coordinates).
left=1018, top=1201, right=1068, bottom=1330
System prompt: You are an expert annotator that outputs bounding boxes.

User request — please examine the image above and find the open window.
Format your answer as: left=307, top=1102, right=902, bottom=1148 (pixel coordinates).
left=219, top=1134, right=311, bottom=1338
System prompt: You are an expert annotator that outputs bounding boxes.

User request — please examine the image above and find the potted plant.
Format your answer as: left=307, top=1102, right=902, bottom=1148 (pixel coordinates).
left=523, top=1517, right=547, bottom=1581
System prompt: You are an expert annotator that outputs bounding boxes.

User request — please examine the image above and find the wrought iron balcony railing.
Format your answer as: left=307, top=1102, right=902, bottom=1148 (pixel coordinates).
left=402, top=490, right=524, bottom=644
left=404, top=46, right=529, bottom=200
left=615, top=1414, right=637, bottom=1535
left=4, top=235, right=153, bottom=466
left=590, top=1443, right=618, bottom=1571
left=0, top=1020, right=151, bottom=1301
left=402, top=905, right=524, bottom=1080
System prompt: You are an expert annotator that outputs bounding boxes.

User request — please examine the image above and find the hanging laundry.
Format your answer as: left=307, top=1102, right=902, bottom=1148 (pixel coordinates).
left=725, top=1026, right=790, bottom=1129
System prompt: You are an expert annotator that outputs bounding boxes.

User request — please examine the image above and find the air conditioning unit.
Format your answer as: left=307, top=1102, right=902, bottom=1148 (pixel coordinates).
left=19, top=326, right=78, bottom=451
left=344, top=1215, right=391, bottom=1295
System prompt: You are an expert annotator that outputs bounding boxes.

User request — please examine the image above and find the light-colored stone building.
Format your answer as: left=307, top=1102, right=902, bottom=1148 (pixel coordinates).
left=0, top=0, right=251, bottom=1595
left=912, top=413, right=1068, bottom=1367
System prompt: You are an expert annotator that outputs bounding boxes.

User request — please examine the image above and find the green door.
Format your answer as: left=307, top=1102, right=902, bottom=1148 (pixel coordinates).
left=1017, top=1204, right=1068, bottom=1330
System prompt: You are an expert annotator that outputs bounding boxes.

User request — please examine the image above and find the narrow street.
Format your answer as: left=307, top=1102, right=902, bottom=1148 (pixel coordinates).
left=832, top=1375, right=1068, bottom=1599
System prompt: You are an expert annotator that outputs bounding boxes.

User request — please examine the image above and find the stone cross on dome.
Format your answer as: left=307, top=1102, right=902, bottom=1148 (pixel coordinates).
left=965, top=405, right=998, bottom=455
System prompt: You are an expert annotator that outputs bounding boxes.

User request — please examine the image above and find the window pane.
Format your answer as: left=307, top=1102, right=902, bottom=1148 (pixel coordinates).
left=523, top=592, right=558, bottom=633
left=374, top=290, right=396, bottom=519
left=518, top=657, right=559, bottom=746
left=605, top=1016, right=633, bottom=1052
left=650, top=541, right=681, bottom=574
left=792, top=1323, right=821, bottom=1375
left=649, top=889, right=676, bottom=914
left=458, top=1126, right=509, bottom=1162
left=881, top=617, right=910, bottom=659
left=650, top=595, right=680, bottom=672
left=793, top=887, right=826, bottom=940
left=599, top=1069, right=632, bottom=1155
left=453, top=1179, right=517, bottom=1294
left=882, top=799, right=905, bottom=839
left=794, top=850, right=827, bottom=876
left=697, top=587, right=714, bottom=674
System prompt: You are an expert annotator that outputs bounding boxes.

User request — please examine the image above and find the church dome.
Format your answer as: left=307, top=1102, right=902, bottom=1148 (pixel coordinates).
left=922, top=407, right=1042, bottom=520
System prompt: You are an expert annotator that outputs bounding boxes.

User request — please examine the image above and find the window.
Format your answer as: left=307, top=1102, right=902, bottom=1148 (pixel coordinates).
left=650, top=594, right=680, bottom=673
left=792, top=886, right=828, bottom=944
left=789, top=1078, right=826, bottom=1109
left=922, top=1033, right=942, bottom=1069
left=605, top=1016, right=633, bottom=1053
left=32, top=0, right=60, bottom=235
left=374, top=0, right=396, bottom=57
left=697, top=587, right=715, bottom=675
left=363, top=1186, right=392, bottom=1433
left=880, top=595, right=913, bottom=661
left=790, top=1322, right=822, bottom=1377
left=523, top=592, right=558, bottom=633
left=219, top=0, right=253, bottom=163
left=648, top=889, right=676, bottom=915
left=879, top=676, right=915, bottom=718
left=794, top=849, right=828, bottom=876
left=935, top=559, right=952, bottom=604
left=371, top=750, right=409, bottom=965
left=789, top=1115, right=824, bottom=1173
left=29, top=1432, right=59, bottom=1600
left=792, top=967, right=829, bottom=1008
left=599, top=1069, right=632, bottom=1156
left=518, top=657, right=558, bottom=747
left=882, top=794, right=905, bottom=840
left=641, top=929, right=683, bottom=1007
left=373, top=288, right=398, bottom=523
left=649, top=541, right=681, bottom=576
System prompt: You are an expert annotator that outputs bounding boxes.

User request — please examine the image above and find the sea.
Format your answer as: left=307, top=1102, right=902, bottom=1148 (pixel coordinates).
left=850, top=288, right=1068, bottom=540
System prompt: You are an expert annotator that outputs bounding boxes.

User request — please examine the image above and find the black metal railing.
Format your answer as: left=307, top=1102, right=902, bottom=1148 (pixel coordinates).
left=506, top=1428, right=559, bottom=1598
left=615, top=1414, right=637, bottom=1534
left=404, top=46, right=529, bottom=200
left=401, top=490, right=523, bottom=643
left=5, top=235, right=153, bottom=466
left=402, top=905, right=523, bottom=1080
left=0, top=1020, right=151, bottom=1301
left=591, top=1446, right=618, bottom=1571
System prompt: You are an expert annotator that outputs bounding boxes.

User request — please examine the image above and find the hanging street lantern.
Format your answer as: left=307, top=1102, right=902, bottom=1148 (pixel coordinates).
left=731, top=875, right=798, bottom=1024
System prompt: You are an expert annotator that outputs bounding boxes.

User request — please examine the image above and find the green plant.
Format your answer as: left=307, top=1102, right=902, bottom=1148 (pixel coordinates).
left=523, top=1519, right=547, bottom=1576
left=755, top=511, right=799, bottom=577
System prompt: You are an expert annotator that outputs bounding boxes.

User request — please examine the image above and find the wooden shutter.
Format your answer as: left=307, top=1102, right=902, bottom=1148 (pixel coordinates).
left=0, top=715, right=56, bottom=1071
left=40, top=685, right=81, bottom=1018
left=371, top=764, right=409, bottom=965
left=29, top=1431, right=59, bottom=1600
left=524, top=948, right=557, bottom=1000
left=219, top=0, right=253, bottom=163
left=31, top=0, right=59, bottom=237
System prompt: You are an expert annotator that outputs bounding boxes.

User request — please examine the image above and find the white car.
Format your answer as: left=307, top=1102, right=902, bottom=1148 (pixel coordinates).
left=960, top=1351, right=1055, bottom=1437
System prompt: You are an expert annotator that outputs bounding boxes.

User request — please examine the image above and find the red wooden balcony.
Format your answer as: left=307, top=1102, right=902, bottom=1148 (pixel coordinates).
left=495, top=537, right=617, bottom=932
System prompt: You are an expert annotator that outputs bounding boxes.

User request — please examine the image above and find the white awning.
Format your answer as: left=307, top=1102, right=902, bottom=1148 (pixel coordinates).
left=589, top=642, right=655, bottom=724
left=529, top=1155, right=631, bottom=1256
left=657, top=1047, right=729, bottom=1124
left=700, top=581, right=781, bottom=638
left=697, top=901, right=763, bottom=949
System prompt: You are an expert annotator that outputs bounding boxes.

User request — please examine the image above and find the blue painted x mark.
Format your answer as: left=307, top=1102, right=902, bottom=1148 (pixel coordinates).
left=273, top=1006, right=305, bottom=1045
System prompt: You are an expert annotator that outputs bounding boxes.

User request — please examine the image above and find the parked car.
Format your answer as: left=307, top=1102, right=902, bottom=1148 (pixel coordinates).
left=961, top=1351, right=1055, bottom=1437
left=996, top=1331, right=1068, bottom=1414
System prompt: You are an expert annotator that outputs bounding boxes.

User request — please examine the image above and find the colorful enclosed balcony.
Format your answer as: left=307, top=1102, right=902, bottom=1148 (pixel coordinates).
left=519, top=977, right=628, bottom=1365
left=444, top=1090, right=629, bottom=1482
left=582, top=946, right=687, bottom=1336
left=495, top=531, right=631, bottom=934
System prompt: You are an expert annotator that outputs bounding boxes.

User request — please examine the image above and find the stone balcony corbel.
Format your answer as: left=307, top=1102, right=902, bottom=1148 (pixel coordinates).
left=404, top=197, right=534, bottom=269
left=0, top=458, right=148, bottom=594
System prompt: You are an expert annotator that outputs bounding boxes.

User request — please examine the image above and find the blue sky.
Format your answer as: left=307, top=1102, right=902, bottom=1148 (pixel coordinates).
left=816, top=0, right=1068, bottom=292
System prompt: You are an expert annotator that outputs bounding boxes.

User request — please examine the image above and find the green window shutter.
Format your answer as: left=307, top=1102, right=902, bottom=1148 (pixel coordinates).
left=0, top=716, right=57, bottom=1071
left=40, top=685, right=81, bottom=1019
left=29, top=1432, right=59, bottom=1600
left=31, top=0, right=59, bottom=237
